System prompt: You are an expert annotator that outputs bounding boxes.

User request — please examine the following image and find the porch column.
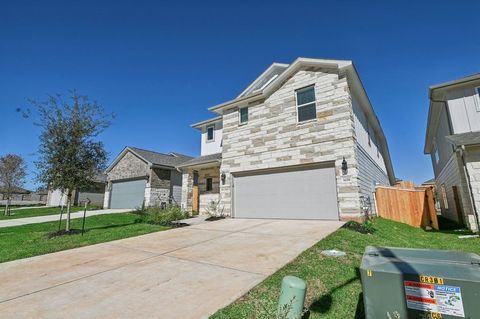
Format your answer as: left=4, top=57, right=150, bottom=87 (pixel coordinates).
left=181, top=169, right=193, bottom=212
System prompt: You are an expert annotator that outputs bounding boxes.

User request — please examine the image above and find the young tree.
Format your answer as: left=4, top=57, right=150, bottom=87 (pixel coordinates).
left=28, top=92, right=113, bottom=231
left=0, top=154, right=27, bottom=216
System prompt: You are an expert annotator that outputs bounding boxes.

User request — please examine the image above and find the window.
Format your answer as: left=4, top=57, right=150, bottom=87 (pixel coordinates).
left=433, top=142, right=439, bottom=164
left=206, top=125, right=214, bottom=141
left=239, top=107, right=248, bottom=124
left=434, top=149, right=439, bottom=164
left=367, top=122, right=371, bottom=146
left=296, top=86, right=317, bottom=122
left=206, top=177, right=213, bottom=192
left=475, top=87, right=480, bottom=111
left=441, top=184, right=449, bottom=209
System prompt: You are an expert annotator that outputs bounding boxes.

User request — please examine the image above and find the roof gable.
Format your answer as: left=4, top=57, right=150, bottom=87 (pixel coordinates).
left=237, top=63, right=289, bottom=98
left=105, top=147, right=193, bottom=172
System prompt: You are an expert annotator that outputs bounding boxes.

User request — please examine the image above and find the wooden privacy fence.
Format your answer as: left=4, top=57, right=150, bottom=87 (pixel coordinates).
left=375, top=186, right=439, bottom=230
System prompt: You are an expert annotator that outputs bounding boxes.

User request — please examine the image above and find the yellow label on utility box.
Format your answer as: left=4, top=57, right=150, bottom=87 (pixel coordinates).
left=419, top=275, right=444, bottom=285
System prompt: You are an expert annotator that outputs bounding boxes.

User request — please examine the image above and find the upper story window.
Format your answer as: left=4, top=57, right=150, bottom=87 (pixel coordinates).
left=296, top=85, right=317, bottom=122
left=239, top=107, right=248, bottom=124
left=433, top=142, right=439, bottom=164
left=206, top=125, right=215, bottom=142
left=367, top=122, right=371, bottom=146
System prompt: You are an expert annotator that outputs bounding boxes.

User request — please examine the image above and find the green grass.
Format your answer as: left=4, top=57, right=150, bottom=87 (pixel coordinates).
left=211, top=218, right=480, bottom=319
left=0, top=206, right=98, bottom=220
left=0, top=212, right=168, bottom=263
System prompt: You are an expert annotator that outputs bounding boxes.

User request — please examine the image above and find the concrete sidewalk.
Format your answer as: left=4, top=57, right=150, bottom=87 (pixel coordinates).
left=0, top=208, right=132, bottom=228
left=0, top=218, right=343, bottom=318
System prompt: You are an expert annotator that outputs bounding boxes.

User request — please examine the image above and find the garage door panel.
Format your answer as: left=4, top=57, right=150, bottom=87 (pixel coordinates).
left=110, top=179, right=146, bottom=209
left=233, top=166, right=338, bottom=220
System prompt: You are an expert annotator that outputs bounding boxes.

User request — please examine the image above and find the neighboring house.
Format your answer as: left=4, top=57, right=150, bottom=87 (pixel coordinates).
left=104, top=147, right=192, bottom=209
left=179, top=57, right=395, bottom=221
left=424, top=73, right=480, bottom=231
left=46, top=174, right=107, bottom=207
left=0, top=186, right=47, bottom=206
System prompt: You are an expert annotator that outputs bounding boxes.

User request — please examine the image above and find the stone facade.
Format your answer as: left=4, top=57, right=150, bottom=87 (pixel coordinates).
left=181, top=170, right=194, bottom=211
left=147, top=168, right=172, bottom=206
left=105, top=150, right=175, bottom=208
left=181, top=166, right=220, bottom=214
left=108, top=151, right=149, bottom=181
left=219, top=69, right=362, bottom=219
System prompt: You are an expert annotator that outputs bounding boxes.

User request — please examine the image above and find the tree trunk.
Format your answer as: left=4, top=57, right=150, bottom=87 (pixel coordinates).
left=65, top=193, right=72, bottom=232
left=4, top=197, right=10, bottom=216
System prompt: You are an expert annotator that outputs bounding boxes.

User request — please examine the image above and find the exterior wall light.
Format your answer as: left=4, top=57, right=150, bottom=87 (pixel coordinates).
left=342, top=157, right=348, bottom=175
left=221, top=173, right=226, bottom=185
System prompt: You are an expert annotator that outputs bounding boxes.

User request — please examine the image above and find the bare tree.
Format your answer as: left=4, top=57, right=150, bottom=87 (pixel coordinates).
left=0, top=154, right=27, bottom=216
left=26, top=92, right=113, bottom=231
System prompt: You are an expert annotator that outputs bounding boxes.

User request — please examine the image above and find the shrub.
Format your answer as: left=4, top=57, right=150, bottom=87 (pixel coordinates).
left=342, top=220, right=376, bottom=234
left=205, top=199, right=225, bottom=221
left=135, top=204, right=189, bottom=226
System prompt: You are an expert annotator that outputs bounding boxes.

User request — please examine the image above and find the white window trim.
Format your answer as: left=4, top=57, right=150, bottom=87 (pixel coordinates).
left=206, top=125, right=215, bottom=142
left=239, top=106, right=248, bottom=125
left=295, top=85, right=317, bottom=123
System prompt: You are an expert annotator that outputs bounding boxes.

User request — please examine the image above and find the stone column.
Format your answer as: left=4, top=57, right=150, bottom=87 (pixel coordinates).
left=181, top=169, right=193, bottom=212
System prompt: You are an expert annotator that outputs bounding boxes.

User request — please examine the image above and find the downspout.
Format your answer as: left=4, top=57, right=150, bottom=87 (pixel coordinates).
left=457, top=145, right=480, bottom=233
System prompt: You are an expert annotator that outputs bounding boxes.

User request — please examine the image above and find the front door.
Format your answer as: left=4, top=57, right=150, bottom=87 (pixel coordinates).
left=192, top=171, right=199, bottom=213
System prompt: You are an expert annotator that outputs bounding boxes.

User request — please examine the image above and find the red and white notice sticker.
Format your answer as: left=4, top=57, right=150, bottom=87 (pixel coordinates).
left=404, top=281, right=465, bottom=317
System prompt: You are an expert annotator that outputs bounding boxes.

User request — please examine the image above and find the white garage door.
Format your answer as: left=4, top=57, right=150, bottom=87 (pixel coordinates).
left=110, top=179, right=146, bottom=209
left=233, top=165, right=338, bottom=220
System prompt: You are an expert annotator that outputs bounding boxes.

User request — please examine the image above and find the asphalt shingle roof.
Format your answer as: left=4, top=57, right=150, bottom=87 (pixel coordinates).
left=128, top=147, right=193, bottom=168
left=177, top=153, right=221, bottom=168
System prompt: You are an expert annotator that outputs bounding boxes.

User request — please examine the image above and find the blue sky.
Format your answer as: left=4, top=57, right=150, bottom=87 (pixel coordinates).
left=1, top=0, right=479, bottom=190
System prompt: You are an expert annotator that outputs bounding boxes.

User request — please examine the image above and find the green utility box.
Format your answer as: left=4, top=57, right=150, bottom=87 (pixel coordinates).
left=360, top=246, right=480, bottom=318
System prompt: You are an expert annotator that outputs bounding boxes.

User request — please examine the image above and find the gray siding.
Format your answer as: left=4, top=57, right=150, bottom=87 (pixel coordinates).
left=351, top=90, right=387, bottom=172
left=446, top=87, right=480, bottom=134
left=356, top=144, right=389, bottom=213
left=170, top=170, right=183, bottom=205
left=76, top=191, right=105, bottom=206
left=435, top=153, right=463, bottom=223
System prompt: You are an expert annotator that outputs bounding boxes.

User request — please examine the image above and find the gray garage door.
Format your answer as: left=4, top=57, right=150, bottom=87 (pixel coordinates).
left=233, top=165, right=338, bottom=220
left=110, top=179, right=146, bottom=209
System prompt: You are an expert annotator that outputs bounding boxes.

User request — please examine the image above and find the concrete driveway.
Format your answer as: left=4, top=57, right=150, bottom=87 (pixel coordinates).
left=0, top=218, right=343, bottom=319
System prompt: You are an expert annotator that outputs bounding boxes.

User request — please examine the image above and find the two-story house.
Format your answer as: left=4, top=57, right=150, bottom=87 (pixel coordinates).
left=179, top=57, right=395, bottom=221
left=424, top=73, right=480, bottom=232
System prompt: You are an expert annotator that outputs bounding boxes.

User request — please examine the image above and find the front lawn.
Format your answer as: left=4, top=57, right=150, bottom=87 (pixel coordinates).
left=0, top=212, right=168, bottom=263
left=211, top=218, right=480, bottom=319
left=0, top=206, right=97, bottom=220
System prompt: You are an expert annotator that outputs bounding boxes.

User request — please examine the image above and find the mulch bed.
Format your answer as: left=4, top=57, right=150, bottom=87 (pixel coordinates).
left=46, top=229, right=83, bottom=239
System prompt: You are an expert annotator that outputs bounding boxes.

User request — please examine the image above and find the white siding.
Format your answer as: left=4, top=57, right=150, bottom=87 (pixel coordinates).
left=446, top=87, right=480, bottom=133
left=170, top=170, right=183, bottom=205
left=200, top=122, right=223, bottom=156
